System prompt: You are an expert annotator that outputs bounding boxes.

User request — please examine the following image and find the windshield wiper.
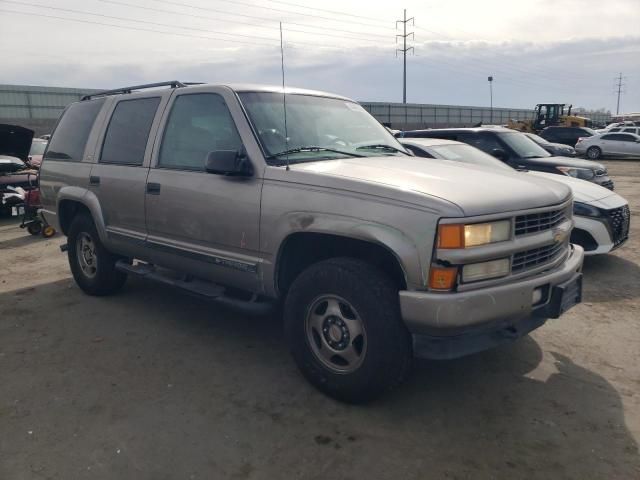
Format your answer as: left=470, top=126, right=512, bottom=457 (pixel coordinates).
left=267, top=146, right=364, bottom=160
left=355, top=144, right=408, bottom=154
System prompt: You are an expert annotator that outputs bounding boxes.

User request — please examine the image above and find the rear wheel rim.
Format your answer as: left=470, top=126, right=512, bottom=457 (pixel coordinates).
left=588, top=148, right=599, bottom=159
left=76, top=232, right=97, bottom=278
left=305, top=295, right=367, bottom=374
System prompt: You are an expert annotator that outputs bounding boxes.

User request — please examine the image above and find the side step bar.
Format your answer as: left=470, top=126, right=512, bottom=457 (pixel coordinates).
left=115, top=261, right=274, bottom=315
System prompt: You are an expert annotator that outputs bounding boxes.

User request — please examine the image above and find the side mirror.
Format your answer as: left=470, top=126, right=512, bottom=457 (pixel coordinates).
left=205, top=150, right=252, bottom=176
left=491, top=148, right=508, bottom=161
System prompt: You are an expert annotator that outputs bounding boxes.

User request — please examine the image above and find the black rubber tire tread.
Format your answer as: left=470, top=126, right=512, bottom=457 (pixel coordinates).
left=27, top=222, right=42, bottom=236
left=284, top=257, right=412, bottom=404
left=67, top=214, right=127, bottom=296
left=587, top=146, right=601, bottom=159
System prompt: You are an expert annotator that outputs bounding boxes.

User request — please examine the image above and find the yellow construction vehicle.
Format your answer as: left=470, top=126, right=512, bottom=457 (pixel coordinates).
left=508, top=104, right=592, bottom=133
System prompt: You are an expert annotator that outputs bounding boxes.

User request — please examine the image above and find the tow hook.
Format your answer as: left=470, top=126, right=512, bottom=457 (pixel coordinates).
left=60, top=243, right=68, bottom=253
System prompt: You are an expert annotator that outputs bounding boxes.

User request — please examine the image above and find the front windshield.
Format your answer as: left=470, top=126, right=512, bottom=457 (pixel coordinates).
left=497, top=132, right=551, bottom=158
left=524, top=133, right=550, bottom=146
left=238, top=92, right=408, bottom=164
left=29, top=141, right=47, bottom=155
left=428, top=144, right=513, bottom=171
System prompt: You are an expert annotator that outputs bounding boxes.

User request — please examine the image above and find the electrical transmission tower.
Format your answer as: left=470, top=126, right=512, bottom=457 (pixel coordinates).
left=614, top=73, right=626, bottom=115
left=396, top=9, right=414, bottom=104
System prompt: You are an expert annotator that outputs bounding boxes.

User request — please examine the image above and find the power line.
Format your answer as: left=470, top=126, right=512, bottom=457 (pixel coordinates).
left=396, top=9, right=414, bottom=104
left=99, top=0, right=392, bottom=41
left=0, top=7, right=278, bottom=47
left=149, top=0, right=397, bottom=30
left=264, top=0, right=392, bottom=25
left=1, top=0, right=394, bottom=50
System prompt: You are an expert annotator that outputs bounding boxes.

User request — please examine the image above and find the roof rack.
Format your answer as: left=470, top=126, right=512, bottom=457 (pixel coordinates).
left=81, top=80, right=203, bottom=101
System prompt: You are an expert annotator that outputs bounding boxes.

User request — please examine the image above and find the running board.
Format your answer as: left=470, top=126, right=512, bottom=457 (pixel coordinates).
left=115, top=261, right=274, bottom=315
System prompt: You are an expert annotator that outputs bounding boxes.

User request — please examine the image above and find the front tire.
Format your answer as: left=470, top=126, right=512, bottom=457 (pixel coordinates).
left=587, top=146, right=601, bottom=159
left=67, top=214, right=127, bottom=296
left=284, top=258, right=412, bottom=403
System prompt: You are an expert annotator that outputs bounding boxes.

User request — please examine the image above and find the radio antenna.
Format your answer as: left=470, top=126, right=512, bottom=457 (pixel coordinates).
left=279, top=22, right=290, bottom=171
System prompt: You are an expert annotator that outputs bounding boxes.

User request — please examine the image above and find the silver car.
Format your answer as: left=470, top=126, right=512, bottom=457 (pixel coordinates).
left=576, top=132, right=640, bottom=159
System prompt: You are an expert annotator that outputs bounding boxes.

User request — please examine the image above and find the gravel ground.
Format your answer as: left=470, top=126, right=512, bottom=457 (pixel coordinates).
left=1, top=161, right=639, bottom=480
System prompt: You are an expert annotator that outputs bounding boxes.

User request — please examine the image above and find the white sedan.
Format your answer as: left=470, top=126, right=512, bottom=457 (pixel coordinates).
left=401, top=138, right=631, bottom=255
left=576, top=132, right=640, bottom=159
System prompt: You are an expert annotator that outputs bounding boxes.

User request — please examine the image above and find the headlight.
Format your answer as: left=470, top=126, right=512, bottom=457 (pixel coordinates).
left=573, top=201, right=602, bottom=217
left=557, top=166, right=595, bottom=180
left=438, top=220, right=511, bottom=248
left=462, top=258, right=510, bottom=283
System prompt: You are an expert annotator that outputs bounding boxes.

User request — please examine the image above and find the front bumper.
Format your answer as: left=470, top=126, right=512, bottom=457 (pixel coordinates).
left=399, top=244, right=584, bottom=336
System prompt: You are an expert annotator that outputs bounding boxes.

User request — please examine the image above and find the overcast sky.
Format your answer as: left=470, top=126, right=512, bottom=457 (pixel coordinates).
left=1, top=0, right=639, bottom=112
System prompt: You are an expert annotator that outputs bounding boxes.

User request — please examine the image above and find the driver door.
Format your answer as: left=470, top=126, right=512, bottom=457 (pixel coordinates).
left=144, top=89, right=263, bottom=291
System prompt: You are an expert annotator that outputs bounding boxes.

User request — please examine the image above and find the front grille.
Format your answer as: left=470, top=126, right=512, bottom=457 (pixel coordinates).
left=600, top=179, right=614, bottom=191
left=512, top=241, right=567, bottom=273
left=515, top=209, right=566, bottom=235
left=607, top=205, right=631, bottom=247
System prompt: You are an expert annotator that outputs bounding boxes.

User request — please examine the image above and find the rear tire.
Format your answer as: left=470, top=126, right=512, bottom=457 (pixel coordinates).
left=67, top=214, right=127, bottom=296
left=284, top=257, right=412, bottom=403
left=27, top=222, right=42, bottom=236
left=587, top=146, right=601, bottom=159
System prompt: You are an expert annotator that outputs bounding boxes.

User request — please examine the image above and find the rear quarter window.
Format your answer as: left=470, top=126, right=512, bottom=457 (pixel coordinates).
left=100, top=97, right=161, bottom=166
left=45, top=98, right=105, bottom=161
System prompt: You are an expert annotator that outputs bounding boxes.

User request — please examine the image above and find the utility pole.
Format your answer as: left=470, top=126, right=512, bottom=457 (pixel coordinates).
left=488, top=76, right=494, bottom=124
left=396, top=9, right=414, bottom=104
left=615, top=72, right=625, bottom=115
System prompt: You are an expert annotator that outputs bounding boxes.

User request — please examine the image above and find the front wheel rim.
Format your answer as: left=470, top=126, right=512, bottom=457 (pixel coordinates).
left=76, top=232, right=97, bottom=278
left=305, top=295, right=367, bottom=374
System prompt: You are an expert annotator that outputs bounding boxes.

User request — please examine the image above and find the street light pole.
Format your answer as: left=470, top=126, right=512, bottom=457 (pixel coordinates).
left=488, top=76, right=493, bottom=124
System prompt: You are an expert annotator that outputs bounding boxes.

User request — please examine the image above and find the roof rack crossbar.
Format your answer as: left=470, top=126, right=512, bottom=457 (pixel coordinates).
left=81, top=80, right=188, bottom=101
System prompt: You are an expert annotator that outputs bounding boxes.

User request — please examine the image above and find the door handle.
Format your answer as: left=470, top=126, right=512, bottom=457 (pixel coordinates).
left=146, top=182, right=161, bottom=195
left=89, top=175, right=100, bottom=185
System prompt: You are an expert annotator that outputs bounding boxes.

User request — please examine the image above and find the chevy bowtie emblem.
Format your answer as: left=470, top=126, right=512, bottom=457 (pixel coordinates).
left=553, top=228, right=567, bottom=244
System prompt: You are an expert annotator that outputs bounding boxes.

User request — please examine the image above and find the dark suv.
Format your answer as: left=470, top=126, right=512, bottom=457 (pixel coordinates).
left=539, top=126, right=596, bottom=147
left=399, top=127, right=614, bottom=190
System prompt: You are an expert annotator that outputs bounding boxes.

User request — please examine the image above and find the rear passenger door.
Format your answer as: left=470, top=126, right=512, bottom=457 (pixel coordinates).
left=89, top=95, right=166, bottom=254
left=144, top=88, right=263, bottom=291
left=599, top=134, right=627, bottom=155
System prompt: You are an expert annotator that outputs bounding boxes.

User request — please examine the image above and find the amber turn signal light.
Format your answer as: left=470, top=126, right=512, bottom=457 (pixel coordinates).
left=428, top=267, right=458, bottom=291
left=437, top=224, right=464, bottom=249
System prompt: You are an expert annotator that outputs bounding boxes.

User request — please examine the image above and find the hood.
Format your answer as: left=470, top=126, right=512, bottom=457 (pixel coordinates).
left=527, top=171, right=617, bottom=202
left=522, top=155, right=604, bottom=171
left=548, top=141, right=575, bottom=151
left=289, top=156, right=571, bottom=217
left=0, top=124, right=34, bottom=161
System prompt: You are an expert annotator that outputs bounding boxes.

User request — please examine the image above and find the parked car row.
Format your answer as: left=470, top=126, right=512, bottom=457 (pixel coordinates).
left=530, top=124, right=640, bottom=160
left=17, top=81, right=627, bottom=402
left=396, top=126, right=614, bottom=189
left=399, top=137, right=630, bottom=255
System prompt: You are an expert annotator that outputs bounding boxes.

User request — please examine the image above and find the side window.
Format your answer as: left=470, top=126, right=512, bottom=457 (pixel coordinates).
left=469, top=134, right=502, bottom=153
left=604, top=134, right=625, bottom=141
left=618, top=134, right=636, bottom=142
left=158, top=93, right=242, bottom=170
left=100, top=97, right=160, bottom=166
left=45, top=98, right=105, bottom=161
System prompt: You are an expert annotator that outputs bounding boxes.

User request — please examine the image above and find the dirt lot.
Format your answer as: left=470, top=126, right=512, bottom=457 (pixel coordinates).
left=1, top=161, right=639, bottom=480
